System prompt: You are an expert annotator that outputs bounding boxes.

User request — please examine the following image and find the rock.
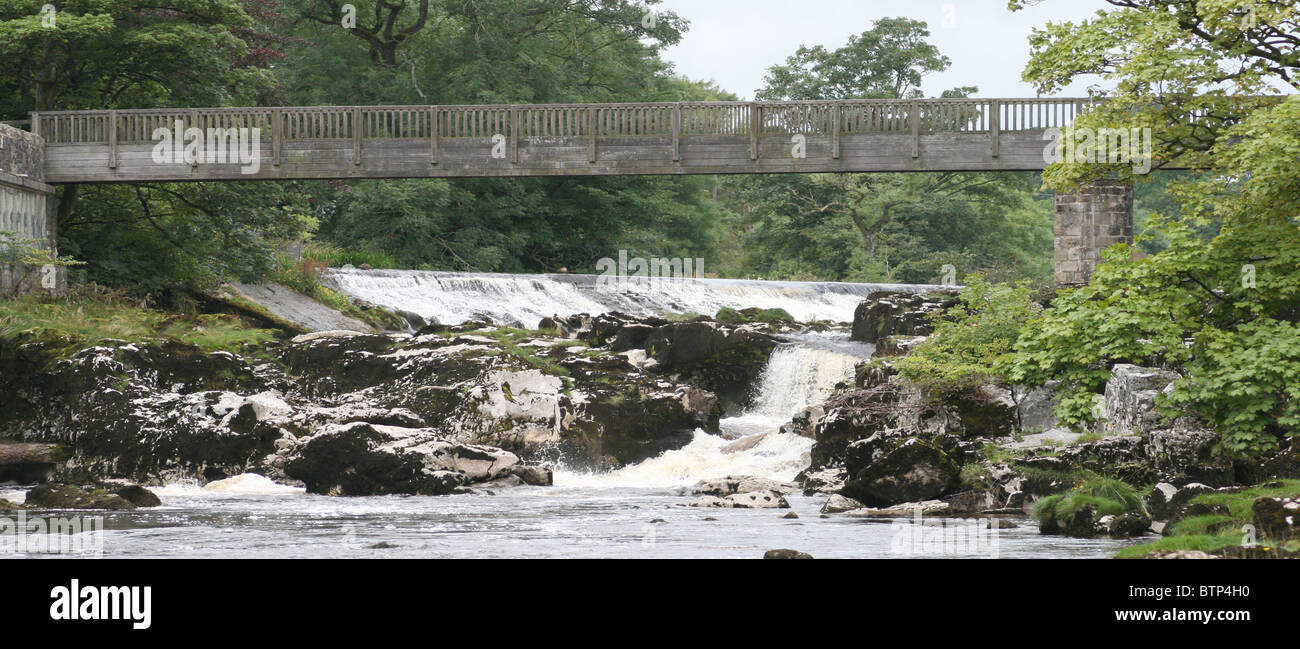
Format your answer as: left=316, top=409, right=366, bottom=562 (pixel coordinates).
left=843, top=500, right=950, bottom=517
left=0, top=442, right=64, bottom=483
left=368, top=542, right=398, bottom=549
left=781, top=512, right=799, bottom=519
left=1014, top=381, right=1061, bottom=432
left=0, top=498, right=23, bottom=511
left=850, top=291, right=957, bottom=343
left=1253, top=496, right=1300, bottom=540
left=113, top=485, right=162, bottom=508
left=693, top=475, right=796, bottom=496
left=1097, top=512, right=1152, bottom=538
left=508, top=465, right=554, bottom=486
left=874, top=335, right=926, bottom=358
left=642, top=322, right=780, bottom=409
left=1146, top=482, right=1180, bottom=519
left=942, top=490, right=998, bottom=514
left=284, top=422, right=520, bottom=496
left=841, top=437, right=959, bottom=506
left=689, top=490, right=791, bottom=509
left=820, top=493, right=865, bottom=514
left=797, top=467, right=847, bottom=495
left=23, top=484, right=136, bottom=510
left=1143, top=427, right=1233, bottom=486
left=763, top=549, right=813, bottom=559
left=1098, top=364, right=1178, bottom=434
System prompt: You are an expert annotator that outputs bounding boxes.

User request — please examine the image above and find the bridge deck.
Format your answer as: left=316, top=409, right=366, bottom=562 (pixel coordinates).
left=36, top=99, right=1097, bottom=183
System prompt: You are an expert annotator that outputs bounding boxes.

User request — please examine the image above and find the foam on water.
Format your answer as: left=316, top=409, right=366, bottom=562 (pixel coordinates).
left=325, top=268, right=938, bottom=329
left=556, top=429, right=814, bottom=489
left=153, top=473, right=305, bottom=498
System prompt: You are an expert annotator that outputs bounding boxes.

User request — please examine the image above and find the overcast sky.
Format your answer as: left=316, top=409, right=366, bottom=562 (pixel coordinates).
left=655, top=0, right=1116, bottom=99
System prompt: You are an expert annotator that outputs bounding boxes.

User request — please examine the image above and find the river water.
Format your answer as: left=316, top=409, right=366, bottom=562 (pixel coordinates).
left=2, top=272, right=1141, bottom=558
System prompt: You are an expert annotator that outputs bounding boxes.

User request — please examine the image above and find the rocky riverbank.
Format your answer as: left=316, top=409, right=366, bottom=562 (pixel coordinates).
left=0, top=312, right=792, bottom=497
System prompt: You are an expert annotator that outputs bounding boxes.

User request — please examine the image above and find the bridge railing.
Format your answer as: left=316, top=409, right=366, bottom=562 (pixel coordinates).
left=32, top=98, right=1100, bottom=145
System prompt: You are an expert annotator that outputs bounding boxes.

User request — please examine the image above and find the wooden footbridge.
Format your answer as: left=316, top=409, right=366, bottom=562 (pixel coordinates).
left=33, top=98, right=1100, bottom=183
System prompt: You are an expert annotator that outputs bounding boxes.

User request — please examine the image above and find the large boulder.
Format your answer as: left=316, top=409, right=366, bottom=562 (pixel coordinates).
left=690, top=490, right=791, bottom=509
left=693, top=475, right=796, bottom=496
left=283, top=422, right=521, bottom=496
left=841, top=437, right=959, bottom=506
left=643, top=321, right=781, bottom=410
left=850, top=291, right=957, bottom=344
left=23, top=484, right=136, bottom=510
left=1097, top=364, right=1178, bottom=434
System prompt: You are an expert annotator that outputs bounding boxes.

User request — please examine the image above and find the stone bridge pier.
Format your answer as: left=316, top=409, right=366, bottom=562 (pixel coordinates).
left=1053, top=178, right=1134, bottom=286
left=0, top=123, right=61, bottom=294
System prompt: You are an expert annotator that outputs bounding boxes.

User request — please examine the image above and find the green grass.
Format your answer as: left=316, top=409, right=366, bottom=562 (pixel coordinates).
left=1115, top=479, right=1300, bottom=558
left=0, top=286, right=274, bottom=353
left=1032, top=478, right=1145, bottom=533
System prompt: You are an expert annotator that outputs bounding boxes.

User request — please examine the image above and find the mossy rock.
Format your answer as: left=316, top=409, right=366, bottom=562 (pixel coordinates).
left=24, top=484, right=136, bottom=510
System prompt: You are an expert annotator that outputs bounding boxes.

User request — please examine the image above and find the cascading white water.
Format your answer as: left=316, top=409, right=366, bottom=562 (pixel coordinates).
left=562, top=334, right=874, bottom=488
left=325, top=268, right=895, bottom=489
left=324, top=268, right=938, bottom=329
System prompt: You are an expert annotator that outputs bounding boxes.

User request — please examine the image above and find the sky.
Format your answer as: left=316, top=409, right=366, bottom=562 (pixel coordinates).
left=654, top=0, right=1116, bottom=99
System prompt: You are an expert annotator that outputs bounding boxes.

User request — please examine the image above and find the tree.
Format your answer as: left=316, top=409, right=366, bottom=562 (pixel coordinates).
left=1012, top=0, right=1298, bottom=189
left=725, top=18, right=1046, bottom=284
left=758, top=17, right=970, bottom=100
left=1007, top=1, right=1300, bottom=455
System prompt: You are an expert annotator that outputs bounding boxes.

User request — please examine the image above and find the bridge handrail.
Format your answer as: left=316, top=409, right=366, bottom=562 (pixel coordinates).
left=31, top=98, right=1103, bottom=145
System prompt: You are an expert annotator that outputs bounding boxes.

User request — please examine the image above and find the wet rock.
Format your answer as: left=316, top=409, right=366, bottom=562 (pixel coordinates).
left=843, top=500, right=950, bottom=517
left=689, top=490, right=791, bottom=509
left=763, top=549, right=813, bottom=559
left=0, top=498, right=23, bottom=511
left=24, top=484, right=136, bottom=510
left=820, top=493, right=865, bottom=514
left=693, top=475, right=796, bottom=497
left=113, top=485, right=162, bottom=508
left=642, top=322, right=780, bottom=409
left=797, top=467, right=846, bottom=495
left=841, top=437, right=959, bottom=506
left=850, top=291, right=957, bottom=343
left=781, top=512, right=799, bottom=519
left=508, top=465, right=554, bottom=486
left=284, top=422, right=519, bottom=496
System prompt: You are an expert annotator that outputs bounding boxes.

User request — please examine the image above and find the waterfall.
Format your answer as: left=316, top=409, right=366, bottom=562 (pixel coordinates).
left=323, top=268, right=897, bottom=489
left=324, top=268, right=937, bottom=328
left=561, top=334, right=874, bottom=488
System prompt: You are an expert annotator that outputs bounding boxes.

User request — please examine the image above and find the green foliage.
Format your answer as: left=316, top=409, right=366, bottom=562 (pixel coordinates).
left=1012, top=0, right=1297, bottom=191
left=894, top=275, right=1040, bottom=400
left=60, top=183, right=315, bottom=302
left=0, top=231, right=83, bottom=296
left=1007, top=98, right=1300, bottom=453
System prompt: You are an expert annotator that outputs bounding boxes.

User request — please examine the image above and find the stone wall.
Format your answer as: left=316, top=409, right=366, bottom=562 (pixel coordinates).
left=1, top=123, right=59, bottom=294
left=1053, top=179, right=1134, bottom=286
